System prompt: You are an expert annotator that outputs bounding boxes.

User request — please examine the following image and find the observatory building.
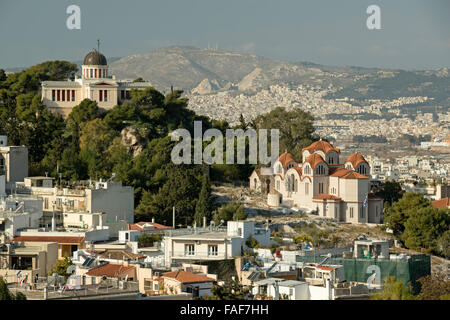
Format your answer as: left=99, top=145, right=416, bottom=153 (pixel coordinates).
left=41, top=45, right=152, bottom=117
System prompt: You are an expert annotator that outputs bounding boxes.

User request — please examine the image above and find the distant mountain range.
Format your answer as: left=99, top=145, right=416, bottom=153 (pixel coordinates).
left=112, top=46, right=449, bottom=108
left=5, top=46, right=449, bottom=107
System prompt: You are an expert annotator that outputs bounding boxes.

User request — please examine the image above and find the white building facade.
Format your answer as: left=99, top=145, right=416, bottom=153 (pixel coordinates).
left=41, top=48, right=153, bottom=117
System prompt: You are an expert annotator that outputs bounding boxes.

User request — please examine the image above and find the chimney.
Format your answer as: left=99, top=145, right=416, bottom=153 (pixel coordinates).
left=203, top=216, right=206, bottom=229
left=152, top=217, right=155, bottom=223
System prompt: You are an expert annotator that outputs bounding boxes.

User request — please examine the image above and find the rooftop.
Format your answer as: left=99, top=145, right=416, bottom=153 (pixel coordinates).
left=85, top=263, right=135, bottom=277
left=162, top=270, right=215, bottom=284
left=431, top=198, right=450, bottom=209
left=11, top=235, right=85, bottom=244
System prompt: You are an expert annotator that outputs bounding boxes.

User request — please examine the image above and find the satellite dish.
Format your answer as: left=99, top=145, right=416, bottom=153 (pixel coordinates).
left=67, top=265, right=76, bottom=274
left=102, top=275, right=107, bottom=281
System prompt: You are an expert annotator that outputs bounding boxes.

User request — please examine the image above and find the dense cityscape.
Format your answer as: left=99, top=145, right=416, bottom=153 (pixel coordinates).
left=0, top=1, right=448, bottom=313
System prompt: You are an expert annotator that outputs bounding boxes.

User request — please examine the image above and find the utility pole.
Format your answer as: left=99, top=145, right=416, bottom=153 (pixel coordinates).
left=172, top=206, right=175, bottom=229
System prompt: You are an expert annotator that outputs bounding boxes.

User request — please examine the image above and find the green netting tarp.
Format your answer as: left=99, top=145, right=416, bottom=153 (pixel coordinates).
left=296, top=254, right=431, bottom=294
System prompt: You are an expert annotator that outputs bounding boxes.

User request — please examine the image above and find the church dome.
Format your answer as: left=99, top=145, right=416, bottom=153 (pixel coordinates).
left=83, top=49, right=107, bottom=65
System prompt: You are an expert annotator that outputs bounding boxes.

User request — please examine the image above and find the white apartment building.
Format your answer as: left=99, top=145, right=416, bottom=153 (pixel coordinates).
left=0, top=196, right=43, bottom=239
left=163, top=220, right=270, bottom=267
left=16, top=178, right=134, bottom=226
left=0, top=136, right=28, bottom=192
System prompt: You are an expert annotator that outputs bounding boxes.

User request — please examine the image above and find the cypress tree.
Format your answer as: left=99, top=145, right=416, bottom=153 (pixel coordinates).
left=194, top=174, right=212, bottom=226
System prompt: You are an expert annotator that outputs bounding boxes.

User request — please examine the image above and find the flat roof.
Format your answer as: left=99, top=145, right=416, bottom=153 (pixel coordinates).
left=170, top=231, right=231, bottom=240
left=25, top=176, right=55, bottom=180
left=253, top=278, right=282, bottom=286
left=278, top=280, right=307, bottom=287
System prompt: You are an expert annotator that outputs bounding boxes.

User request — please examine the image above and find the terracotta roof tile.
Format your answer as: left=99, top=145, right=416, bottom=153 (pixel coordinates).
left=128, top=222, right=173, bottom=231
left=305, top=153, right=325, bottom=169
left=313, top=194, right=341, bottom=201
left=11, top=236, right=85, bottom=244
left=302, top=140, right=340, bottom=154
left=346, top=153, right=368, bottom=168
left=330, top=168, right=368, bottom=179
left=86, top=263, right=136, bottom=277
left=431, top=198, right=450, bottom=209
left=277, top=152, right=296, bottom=167
left=316, top=266, right=338, bottom=271
left=291, top=167, right=302, bottom=176
left=162, top=270, right=215, bottom=284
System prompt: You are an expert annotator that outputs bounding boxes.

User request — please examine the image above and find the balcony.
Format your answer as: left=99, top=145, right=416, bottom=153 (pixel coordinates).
left=170, top=251, right=228, bottom=260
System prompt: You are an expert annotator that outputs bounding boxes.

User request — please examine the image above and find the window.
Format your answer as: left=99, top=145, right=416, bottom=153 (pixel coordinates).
left=99, top=90, right=103, bottom=102
left=104, top=90, right=108, bottom=102
left=319, top=182, right=324, bottom=194
left=103, top=69, right=107, bottom=78
left=328, top=156, right=334, bottom=164
left=79, top=215, right=83, bottom=222
left=92, top=277, right=96, bottom=285
left=44, top=198, right=49, bottom=210
left=95, top=69, right=98, bottom=78
left=62, top=90, right=65, bottom=101
left=121, top=90, right=125, bottom=99
left=350, top=207, right=354, bottom=218
left=57, top=90, right=60, bottom=101
left=52, top=90, right=55, bottom=101
left=208, top=245, right=218, bottom=256
left=90, top=69, right=93, bottom=78
left=72, top=90, right=75, bottom=101
left=125, top=233, right=129, bottom=240
left=185, top=244, right=195, bottom=256
left=304, top=165, right=310, bottom=175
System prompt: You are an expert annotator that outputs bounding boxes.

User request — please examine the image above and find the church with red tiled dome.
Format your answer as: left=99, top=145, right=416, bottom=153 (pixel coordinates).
left=249, top=140, right=383, bottom=224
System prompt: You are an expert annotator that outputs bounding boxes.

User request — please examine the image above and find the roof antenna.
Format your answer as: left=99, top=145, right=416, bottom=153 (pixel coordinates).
left=97, top=39, right=100, bottom=52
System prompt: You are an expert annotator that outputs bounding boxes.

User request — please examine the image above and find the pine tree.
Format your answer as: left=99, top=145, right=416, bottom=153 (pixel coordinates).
left=194, top=174, right=213, bottom=226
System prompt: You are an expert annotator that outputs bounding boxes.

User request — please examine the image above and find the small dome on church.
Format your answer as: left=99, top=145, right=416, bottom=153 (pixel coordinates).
left=83, top=49, right=107, bottom=65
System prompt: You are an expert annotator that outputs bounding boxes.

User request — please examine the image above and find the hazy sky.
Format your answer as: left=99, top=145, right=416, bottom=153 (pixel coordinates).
left=1, top=0, right=449, bottom=69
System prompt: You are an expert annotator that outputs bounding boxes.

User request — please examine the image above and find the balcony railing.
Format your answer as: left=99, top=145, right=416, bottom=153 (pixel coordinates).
left=171, top=251, right=227, bottom=260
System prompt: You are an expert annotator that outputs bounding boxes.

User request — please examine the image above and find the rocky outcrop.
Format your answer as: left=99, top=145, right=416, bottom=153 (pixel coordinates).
left=121, top=126, right=147, bottom=157
left=191, top=78, right=221, bottom=95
